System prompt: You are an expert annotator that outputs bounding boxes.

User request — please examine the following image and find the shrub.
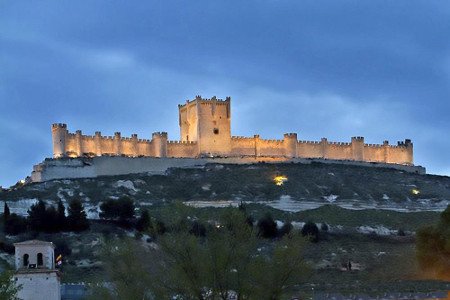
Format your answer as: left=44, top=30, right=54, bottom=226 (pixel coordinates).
left=189, top=220, right=206, bottom=237
left=136, top=210, right=151, bottom=232
left=278, top=221, right=293, bottom=237
left=301, top=221, right=320, bottom=243
left=257, top=213, right=278, bottom=239
left=320, top=223, right=329, bottom=232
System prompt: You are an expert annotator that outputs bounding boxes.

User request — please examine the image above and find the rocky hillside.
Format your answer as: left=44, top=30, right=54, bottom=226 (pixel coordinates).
left=1, top=162, right=449, bottom=217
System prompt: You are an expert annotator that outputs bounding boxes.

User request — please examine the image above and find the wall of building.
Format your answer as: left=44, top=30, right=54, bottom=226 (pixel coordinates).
left=167, top=141, right=198, bottom=157
left=258, top=138, right=285, bottom=157
left=230, top=136, right=256, bottom=156
left=15, top=272, right=60, bottom=300
left=297, top=141, right=323, bottom=158
left=15, top=245, right=54, bottom=270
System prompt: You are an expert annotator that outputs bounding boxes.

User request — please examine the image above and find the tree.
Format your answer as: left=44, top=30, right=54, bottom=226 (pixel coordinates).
left=257, top=213, right=278, bottom=238
left=99, top=197, right=135, bottom=223
left=278, top=221, right=293, bottom=237
left=27, top=200, right=47, bottom=231
left=416, top=205, right=450, bottom=279
left=27, top=200, right=61, bottom=233
left=4, top=214, right=28, bottom=235
left=0, top=270, right=21, bottom=300
left=67, top=199, right=89, bottom=232
left=301, top=221, right=320, bottom=243
left=56, top=200, right=66, bottom=231
left=249, top=234, right=310, bottom=299
left=136, top=209, right=151, bottom=232
left=88, top=239, right=153, bottom=300
left=154, top=208, right=310, bottom=299
left=3, top=202, right=10, bottom=222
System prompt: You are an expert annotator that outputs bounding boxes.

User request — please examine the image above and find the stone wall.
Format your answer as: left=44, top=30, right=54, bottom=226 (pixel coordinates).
left=51, top=96, right=414, bottom=166
left=31, top=156, right=426, bottom=183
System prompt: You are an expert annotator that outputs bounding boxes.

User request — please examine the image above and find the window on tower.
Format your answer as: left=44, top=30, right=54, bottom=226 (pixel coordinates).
left=213, top=128, right=219, bottom=134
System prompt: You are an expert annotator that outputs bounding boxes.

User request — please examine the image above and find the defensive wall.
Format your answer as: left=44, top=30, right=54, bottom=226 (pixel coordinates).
left=52, top=123, right=414, bottom=166
left=49, top=95, right=415, bottom=177
left=31, top=156, right=425, bottom=183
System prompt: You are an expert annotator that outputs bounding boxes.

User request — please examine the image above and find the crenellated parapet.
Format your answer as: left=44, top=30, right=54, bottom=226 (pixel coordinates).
left=51, top=96, right=415, bottom=166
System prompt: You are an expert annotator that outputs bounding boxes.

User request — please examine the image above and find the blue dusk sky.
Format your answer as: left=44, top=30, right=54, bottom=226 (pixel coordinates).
left=1, top=1, right=450, bottom=187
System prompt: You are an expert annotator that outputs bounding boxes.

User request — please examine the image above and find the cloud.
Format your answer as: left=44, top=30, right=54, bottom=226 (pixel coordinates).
left=0, top=1, right=450, bottom=186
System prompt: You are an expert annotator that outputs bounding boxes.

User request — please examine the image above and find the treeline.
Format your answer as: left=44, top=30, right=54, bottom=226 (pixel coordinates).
left=3, top=197, right=326, bottom=245
left=2, top=199, right=89, bottom=235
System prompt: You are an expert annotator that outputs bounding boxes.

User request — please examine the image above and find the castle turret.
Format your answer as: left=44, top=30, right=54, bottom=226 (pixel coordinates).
left=283, top=133, right=298, bottom=158
left=51, top=123, right=68, bottom=158
left=404, top=139, right=413, bottom=165
left=95, top=131, right=102, bottom=156
left=114, top=132, right=122, bottom=155
left=152, top=132, right=168, bottom=157
left=321, top=137, right=328, bottom=159
left=75, top=130, right=83, bottom=156
left=383, top=140, right=389, bottom=163
left=254, top=134, right=261, bottom=157
left=131, top=134, right=138, bottom=157
left=351, top=136, right=364, bottom=161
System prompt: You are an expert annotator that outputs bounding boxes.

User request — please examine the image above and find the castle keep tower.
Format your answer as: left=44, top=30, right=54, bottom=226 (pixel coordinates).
left=178, top=95, right=231, bottom=156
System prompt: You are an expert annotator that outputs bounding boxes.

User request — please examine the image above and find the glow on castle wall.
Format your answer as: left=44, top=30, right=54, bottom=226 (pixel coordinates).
left=51, top=96, right=414, bottom=165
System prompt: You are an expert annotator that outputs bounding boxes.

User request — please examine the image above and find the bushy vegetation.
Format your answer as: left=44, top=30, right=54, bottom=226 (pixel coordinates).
left=0, top=271, right=21, bottom=300
left=92, top=208, right=311, bottom=300
left=99, top=196, right=135, bottom=223
left=416, top=205, right=450, bottom=280
left=301, top=221, right=320, bottom=243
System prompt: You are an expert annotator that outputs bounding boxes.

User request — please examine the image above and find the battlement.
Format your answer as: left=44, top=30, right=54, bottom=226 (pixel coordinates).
left=328, top=141, right=351, bottom=146
left=152, top=131, right=168, bottom=138
left=52, top=123, right=67, bottom=129
left=232, top=136, right=255, bottom=140
left=178, top=95, right=231, bottom=109
left=168, top=140, right=197, bottom=144
left=51, top=95, right=414, bottom=166
left=284, top=133, right=298, bottom=138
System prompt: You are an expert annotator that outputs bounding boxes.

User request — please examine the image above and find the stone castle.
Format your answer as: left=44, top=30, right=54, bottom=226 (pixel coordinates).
left=51, top=95, right=414, bottom=165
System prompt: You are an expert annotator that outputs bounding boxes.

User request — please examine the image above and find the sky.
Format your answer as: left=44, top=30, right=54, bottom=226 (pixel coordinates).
left=1, top=1, right=450, bottom=187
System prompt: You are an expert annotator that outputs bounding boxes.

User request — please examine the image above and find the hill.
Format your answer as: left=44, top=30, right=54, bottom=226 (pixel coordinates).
left=1, top=162, right=449, bottom=296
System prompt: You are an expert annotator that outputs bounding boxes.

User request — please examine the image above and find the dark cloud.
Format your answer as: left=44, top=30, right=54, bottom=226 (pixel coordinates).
left=1, top=1, right=450, bottom=186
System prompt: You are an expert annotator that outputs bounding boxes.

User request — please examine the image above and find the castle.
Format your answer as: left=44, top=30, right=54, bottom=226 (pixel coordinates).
left=51, top=95, right=414, bottom=165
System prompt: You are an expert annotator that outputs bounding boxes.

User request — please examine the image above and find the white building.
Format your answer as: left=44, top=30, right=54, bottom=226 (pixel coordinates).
left=13, top=240, right=61, bottom=300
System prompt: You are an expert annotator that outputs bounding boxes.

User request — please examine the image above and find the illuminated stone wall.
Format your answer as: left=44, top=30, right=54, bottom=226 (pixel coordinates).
left=51, top=96, right=414, bottom=165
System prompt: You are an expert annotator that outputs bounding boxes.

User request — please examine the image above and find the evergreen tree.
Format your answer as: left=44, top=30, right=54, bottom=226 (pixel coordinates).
left=100, top=197, right=135, bottom=222
left=67, top=199, right=89, bottom=232
left=3, top=202, right=10, bottom=225
left=57, top=200, right=66, bottom=231
left=28, top=200, right=47, bottom=231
